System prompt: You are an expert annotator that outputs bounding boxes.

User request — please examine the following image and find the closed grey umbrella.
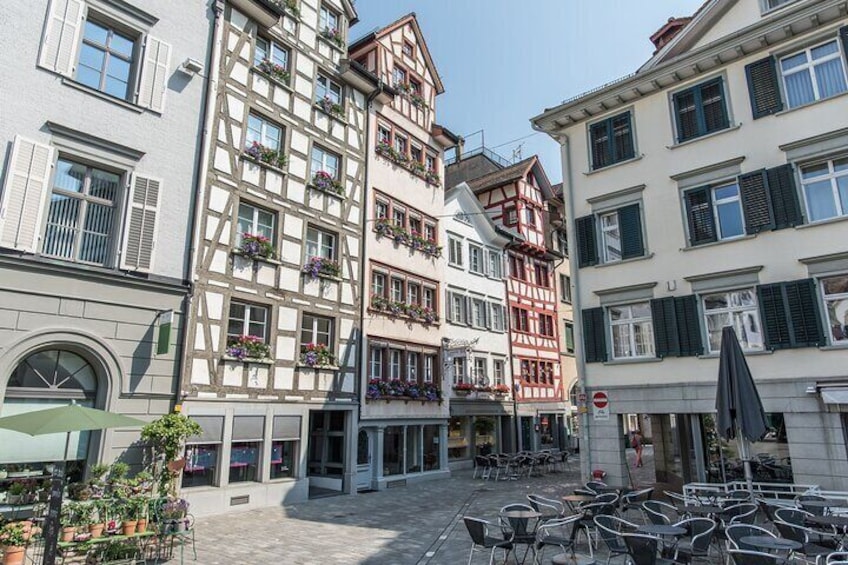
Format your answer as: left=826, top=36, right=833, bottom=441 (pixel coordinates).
left=715, top=326, right=769, bottom=493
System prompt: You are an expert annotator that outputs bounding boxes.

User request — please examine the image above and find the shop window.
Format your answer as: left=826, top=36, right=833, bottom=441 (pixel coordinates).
left=183, top=415, right=224, bottom=488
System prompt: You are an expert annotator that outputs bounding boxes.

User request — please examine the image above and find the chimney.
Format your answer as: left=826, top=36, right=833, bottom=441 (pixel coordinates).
left=650, top=17, right=691, bottom=53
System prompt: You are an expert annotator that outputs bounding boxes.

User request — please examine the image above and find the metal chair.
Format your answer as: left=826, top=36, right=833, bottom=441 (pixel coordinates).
left=663, top=490, right=688, bottom=505
left=643, top=500, right=677, bottom=526
left=672, top=517, right=716, bottom=563
left=797, top=494, right=829, bottom=517
left=573, top=501, right=617, bottom=558
left=594, top=514, right=637, bottom=565
left=774, top=520, right=836, bottom=564
left=727, top=549, right=788, bottom=565
left=775, top=506, right=812, bottom=526
left=827, top=552, right=848, bottom=565
left=535, top=514, right=582, bottom=564
left=527, top=494, right=566, bottom=522
left=621, top=487, right=654, bottom=522
left=586, top=481, right=608, bottom=493
left=621, top=533, right=678, bottom=565
left=463, top=517, right=514, bottom=565
left=499, top=504, right=539, bottom=564
left=726, top=523, right=775, bottom=551
left=472, top=455, right=492, bottom=480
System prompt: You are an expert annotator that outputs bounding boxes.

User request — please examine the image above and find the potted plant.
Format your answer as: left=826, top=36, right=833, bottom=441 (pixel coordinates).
left=0, top=522, right=27, bottom=565
left=36, top=480, right=50, bottom=503
left=140, top=413, right=202, bottom=496
left=87, top=501, right=105, bottom=539
left=129, top=496, right=149, bottom=534
left=0, top=466, right=7, bottom=480
left=119, top=499, right=138, bottom=536
left=67, top=482, right=91, bottom=501
left=299, top=343, right=335, bottom=368
left=301, top=256, right=341, bottom=279
left=59, top=502, right=76, bottom=543
left=493, top=384, right=510, bottom=396
left=309, top=170, right=344, bottom=195
left=452, top=382, right=475, bottom=396
left=160, top=498, right=189, bottom=533
left=226, top=334, right=271, bottom=361
left=239, top=233, right=275, bottom=260
left=5, top=483, right=25, bottom=506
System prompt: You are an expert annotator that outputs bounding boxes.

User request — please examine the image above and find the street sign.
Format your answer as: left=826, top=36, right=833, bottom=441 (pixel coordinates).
left=592, top=390, right=609, bottom=420
left=156, top=310, right=173, bottom=356
left=577, top=392, right=587, bottom=404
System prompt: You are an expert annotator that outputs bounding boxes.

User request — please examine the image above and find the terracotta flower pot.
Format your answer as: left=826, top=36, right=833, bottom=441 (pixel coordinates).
left=121, top=520, right=138, bottom=536
left=136, top=519, right=147, bottom=534
left=88, top=523, right=105, bottom=538
left=60, top=526, right=75, bottom=543
left=2, top=545, right=25, bottom=565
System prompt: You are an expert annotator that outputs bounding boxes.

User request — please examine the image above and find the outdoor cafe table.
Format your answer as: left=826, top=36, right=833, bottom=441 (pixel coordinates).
left=637, top=525, right=686, bottom=537
left=501, top=510, right=542, bottom=565
left=677, top=505, right=722, bottom=516
left=563, top=494, right=595, bottom=512
left=807, top=515, right=848, bottom=529
left=739, top=536, right=802, bottom=553
left=552, top=553, right=595, bottom=565
left=801, top=499, right=848, bottom=512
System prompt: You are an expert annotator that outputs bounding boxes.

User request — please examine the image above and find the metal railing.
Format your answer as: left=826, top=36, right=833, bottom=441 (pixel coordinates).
left=444, top=146, right=512, bottom=168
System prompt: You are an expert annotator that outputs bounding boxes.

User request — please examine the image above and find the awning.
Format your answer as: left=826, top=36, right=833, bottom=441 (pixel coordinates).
left=821, top=388, right=848, bottom=404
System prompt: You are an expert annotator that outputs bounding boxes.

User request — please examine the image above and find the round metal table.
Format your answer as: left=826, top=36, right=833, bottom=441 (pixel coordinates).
left=637, top=524, right=686, bottom=537
left=739, top=535, right=802, bottom=552
left=563, top=494, right=595, bottom=503
left=677, top=504, right=722, bottom=515
left=552, top=553, right=595, bottom=565
left=807, top=515, right=848, bottom=528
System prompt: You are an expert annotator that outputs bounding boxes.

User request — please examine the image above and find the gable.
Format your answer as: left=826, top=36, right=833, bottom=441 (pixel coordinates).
left=384, top=24, right=439, bottom=92
left=687, top=0, right=763, bottom=51
left=444, top=183, right=510, bottom=246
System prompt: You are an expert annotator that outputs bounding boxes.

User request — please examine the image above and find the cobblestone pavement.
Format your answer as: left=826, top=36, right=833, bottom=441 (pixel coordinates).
left=168, top=450, right=665, bottom=565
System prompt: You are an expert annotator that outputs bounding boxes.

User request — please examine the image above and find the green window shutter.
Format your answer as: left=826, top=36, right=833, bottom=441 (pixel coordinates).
left=674, top=89, right=699, bottom=142
left=581, top=307, right=607, bottom=363
left=685, top=187, right=716, bottom=246
left=618, top=203, right=644, bottom=259
left=758, top=283, right=791, bottom=350
left=576, top=215, right=598, bottom=268
left=612, top=112, right=635, bottom=162
left=745, top=57, right=784, bottom=119
left=589, top=121, right=610, bottom=170
left=840, top=27, right=848, bottom=65
left=674, top=295, right=703, bottom=356
left=565, top=323, right=575, bottom=353
left=766, top=164, right=803, bottom=230
left=783, top=278, right=825, bottom=347
left=700, top=79, right=729, bottom=134
left=738, top=170, right=774, bottom=234
left=651, top=297, right=680, bottom=358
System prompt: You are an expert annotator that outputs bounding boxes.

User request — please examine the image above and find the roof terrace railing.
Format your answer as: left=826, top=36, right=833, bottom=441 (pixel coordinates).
left=444, top=146, right=512, bottom=168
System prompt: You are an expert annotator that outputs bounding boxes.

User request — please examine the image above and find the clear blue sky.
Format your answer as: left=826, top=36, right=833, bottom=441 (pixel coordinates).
left=352, top=0, right=705, bottom=183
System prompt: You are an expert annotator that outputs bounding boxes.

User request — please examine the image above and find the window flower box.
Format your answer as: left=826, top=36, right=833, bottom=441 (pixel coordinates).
left=374, top=142, right=440, bottom=187
left=244, top=141, right=287, bottom=170
left=410, top=93, right=428, bottom=110
left=370, top=294, right=439, bottom=325
left=453, top=383, right=474, bottom=396
left=226, top=335, right=270, bottom=361
left=476, top=385, right=493, bottom=393
left=269, top=0, right=299, bottom=18
left=255, top=59, right=291, bottom=85
left=374, top=218, right=442, bottom=258
left=300, top=343, right=335, bottom=368
left=239, top=233, right=275, bottom=261
left=302, top=256, right=341, bottom=280
left=309, top=171, right=344, bottom=196
left=376, top=142, right=408, bottom=166
left=319, top=27, right=344, bottom=49
left=366, top=378, right=441, bottom=402
left=493, top=384, right=510, bottom=395
left=316, top=96, right=344, bottom=119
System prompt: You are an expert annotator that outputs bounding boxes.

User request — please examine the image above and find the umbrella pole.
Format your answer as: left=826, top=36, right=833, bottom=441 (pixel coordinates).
left=737, top=426, right=755, bottom=498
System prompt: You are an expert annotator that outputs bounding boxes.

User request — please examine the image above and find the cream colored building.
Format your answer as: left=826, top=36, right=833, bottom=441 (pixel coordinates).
left=534, top=0, right=848, bottom=489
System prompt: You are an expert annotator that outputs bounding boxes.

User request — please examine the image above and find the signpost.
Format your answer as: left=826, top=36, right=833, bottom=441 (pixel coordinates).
left=592, top=390, right=610, bottom=420
left=156, top=309, right=173, bottom=356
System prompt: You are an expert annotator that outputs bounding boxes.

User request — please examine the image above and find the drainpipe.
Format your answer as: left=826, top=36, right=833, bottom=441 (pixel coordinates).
left=178, top=0, right=224, bottom=403
left=502, top=245, right=521, bottom=452
left=558, top=133, right=591, bottom=483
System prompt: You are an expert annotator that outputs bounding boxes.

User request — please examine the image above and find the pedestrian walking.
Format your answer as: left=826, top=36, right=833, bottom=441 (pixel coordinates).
left=631, top=430, right=643, bottom=468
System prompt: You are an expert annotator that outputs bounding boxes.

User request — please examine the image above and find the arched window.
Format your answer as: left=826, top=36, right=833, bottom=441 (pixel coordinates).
left=6, top=350, right=97, bottom=397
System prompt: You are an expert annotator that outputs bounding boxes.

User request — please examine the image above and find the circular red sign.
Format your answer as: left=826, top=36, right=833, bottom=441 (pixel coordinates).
left=592, top=391, right=609, bottom=408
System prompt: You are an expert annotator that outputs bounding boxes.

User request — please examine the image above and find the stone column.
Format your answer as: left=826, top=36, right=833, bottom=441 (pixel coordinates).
left=439, top=423, right=449, bottom=470
left=375, top=426, right=385, bottom=480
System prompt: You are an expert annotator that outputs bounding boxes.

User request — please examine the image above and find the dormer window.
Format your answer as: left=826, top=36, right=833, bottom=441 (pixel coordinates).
left=761, top=0, right=798, bottom=12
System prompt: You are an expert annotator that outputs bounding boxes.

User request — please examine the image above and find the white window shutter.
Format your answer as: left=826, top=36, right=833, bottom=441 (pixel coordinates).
left=38, top=0, right=85, bottom=77
left=121, top=174, right=161, bottom=272
left=137, top=35, right=171, bottom=112
left=0, top=136, right=55, bottom=253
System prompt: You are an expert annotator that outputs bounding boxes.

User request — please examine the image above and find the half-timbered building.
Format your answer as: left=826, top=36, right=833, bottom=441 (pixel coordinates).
left=179, top=0, right=367, bottom=515
left=349, top=14, right=458, bottom=490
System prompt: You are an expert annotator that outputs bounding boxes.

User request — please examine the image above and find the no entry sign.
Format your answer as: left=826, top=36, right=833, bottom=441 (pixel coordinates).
left=592, top=391, right=609, bottom=420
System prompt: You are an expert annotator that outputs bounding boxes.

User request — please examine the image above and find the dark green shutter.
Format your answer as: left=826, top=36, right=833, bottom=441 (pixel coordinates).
left=590, top=121, right=610, bottom=170
left=758, top=283, right=791, bottom=350
left=618, top=204, right=644, bottom=259
left=576, top=215, right=598, bottom=268
left=783, top=279, right=825, bottom=347
left=840, top=27, right=848, bottom=65
left=675, top=295, right=703, bottom=356
left=738, top=170, right=774, bottom=234
left=766, top=164, right=803, bottom=229
left=613, top=112, right=635, bottom=162
left=651, top=297, right=680, bottom=358
left=685, top=187, right=716, bottom=245
left=582, top=307, right=607, bottom=363
left=674, top=89, right=699, bottom=142
left=745, top=57, right=784, bottom=119
left=700, top=79, right=729, bottom=134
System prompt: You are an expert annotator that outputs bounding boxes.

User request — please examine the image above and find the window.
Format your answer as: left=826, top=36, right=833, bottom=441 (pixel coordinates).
left=589, top=111, right=635, bottom=170
left=452, top=357, right=466, bottom=385
left=394, top=135, right=408, bottom=157
left=512, top=307, right=529, bottom=332
left=184, top=416, right=223, bottom=488
left=378, top=125, right=391, bottom=145
left=491, top=303, right=505, bottom=332
left=672, top=78, right=730, bottom=142
left=371, top=271, right=385, bottom=297
left=410, top=145, right=422, bottom=164
left=450, top=293, right=466, bottom=324
left=77, top=19, right=135, bottom=100
left=763, top=0, right=797, bottom=10
left=270, top=431, right=296, bottom=480
left=702, top=289, right=764, bottom=353
left=375, top=199, right=388, bottom=219
left=392, top=66, right=407, bottom=88
left=316, top=73, right=342, bottom=106
left=410, top=78, right=422, bottom=95
left=801, top=158, right=848, bottom=222
left=406, top=352, right=418, bottom=381
left=423, top=287, right=435, bottom=310
left=535, top=263, right=550, bottom=287
left=472, top=298, right=487, bottom=328
left=370, top=346, right=383, bottom=379
left=448, top=237, right=463, bottom=266
left=493, top=360, right=504, bottom=386
left=509, top=255, right=525, bottom=280
left=391, top=277, right=404, bottom=302
left=42, top=159, right=119, bottom=265
left=684, top=182, right=745, bottom=245
left=474, top=358, right=486, bottom=381
left=564, top=322, right=575, bottom=354
left=524, top=206, right=536, bottom=228
left=560, top=274, right=572, bottom=303
left=389, top=349, right=402, bottom=380
left=392, top=207, right=406, bottom=228
left=600, top=212, right=621, bottom=262
left=310, top=145, right=340, bottom=179
left=306, top=226, right=335, bottom=259
left=407, top=283, right=420, bottom=306
left=228, top=301, right=269, bottom=342
left=230, top=416, right=263, bottom=483
left=608, top=302, right=655, bottom=359
left=319, top=5, right=339, bottom=34
left=424, top=223, right=436, bottom=243
left=254, top=37, right=289, bottom=70
left=469, top=244, right=483, bottom=274
left=504, top=206, right=517, bottom=225
left=425, top=154, right=436, bottom=173
left=780, top=40, right=847, bottom=109
left=301, top=313, right=333, bottom=348
left=822, top=275, right=848, bottom=343
left=237, top=202, right=275, bottom=246
left=539, top=314, right=555, bottom=337
left=247, top=114, right=283, bottom=151
left=488, top=251, right=502, bottom=279
left=423, top=355, right=434, bottom=383
left=402, top=41, right=414, bottom=57
left=409, top=216, right=421, bottom=235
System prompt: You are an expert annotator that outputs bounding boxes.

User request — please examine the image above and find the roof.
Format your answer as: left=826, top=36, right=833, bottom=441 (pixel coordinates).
left=552, top=182, right=563, bottom=199
left=444, top=183, right=514, bottom=247
left=348, top=13, right=445, bottom=94
left=466, top=157, right=537, bottom=193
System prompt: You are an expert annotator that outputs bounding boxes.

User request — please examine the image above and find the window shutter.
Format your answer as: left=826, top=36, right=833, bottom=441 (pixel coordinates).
left=766, top=164, right=803, bottom=230
left=589, top=121, right=609, bottom=170
left=745, top=57, right=784, bottom=119
left=0, top=136, right=55, bottom=253
left=783, top=279, right=825, bottom=348
left=651, top=297, right=680, bottom=358
left=618, top=203, right=644, bottom=259
left=684, top=187, right=716, bottom=246
left=581, top=307, right=607, bottom=363
left=674, top=295, right=703, bottom=356
left=38, top=0, right=84, bottom=77
left=137, top=35, right=171, bottom=112
left=613, top=112, right=635, bottom=162
left=738, top=170, right=774, bottom=234
left=464, top=296, right=472, bottom=326
left=575, top=215, right=598, bottom=267
left=674, top=89, right=698, bottom=142
left=121, top=174, right=161, bottom=272
left=840, top=27, right=848, bottom=66
left=757, top=283, right=791, bottom=350
left=446, top=291, right=454, bottom=322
